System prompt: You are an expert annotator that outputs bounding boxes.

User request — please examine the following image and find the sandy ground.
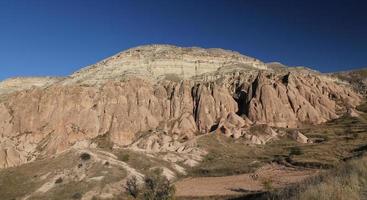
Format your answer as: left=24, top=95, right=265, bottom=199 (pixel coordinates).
left=175, top=164, right=318, bottom=197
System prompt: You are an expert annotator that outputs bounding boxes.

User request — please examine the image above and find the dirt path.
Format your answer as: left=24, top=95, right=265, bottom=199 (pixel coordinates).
left=175, top=164, right=317, bottom=197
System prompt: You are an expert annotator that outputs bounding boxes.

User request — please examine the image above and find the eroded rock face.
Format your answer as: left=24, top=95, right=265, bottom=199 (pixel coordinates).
left=193, top=84, right=239, bottom=133
left=242, top=72, right=361, bottom=127
left=0, top=78, right=239, bottom=163
left=0, top=45, right=362, bottom=168
left=0, top=138, right=27, bottom=168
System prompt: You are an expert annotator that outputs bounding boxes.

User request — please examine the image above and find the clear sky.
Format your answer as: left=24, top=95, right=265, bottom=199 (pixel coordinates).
left=1, top=0, right=366, bottom=80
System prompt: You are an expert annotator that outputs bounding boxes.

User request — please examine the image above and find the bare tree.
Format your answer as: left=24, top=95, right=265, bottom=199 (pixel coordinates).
left=125, top=169, right=175, bottom=200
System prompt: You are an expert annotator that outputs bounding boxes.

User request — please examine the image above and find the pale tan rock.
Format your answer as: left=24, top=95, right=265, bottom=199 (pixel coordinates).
left=0, top=139, right=27, bottom=168
left=159, top=167, right=176, bottom=180
left=347, top=108, right=361, bottom=117
left=247, top=135, right=264, bottom=145
left=216, top=112, right=251, bottom=138
left=0, top=77, right=61, bottom=96
left=65, top=44, right=267, bottom=85
left=184, top=159, right=199, bottom=167
left=171, top=113, right=198, bottom=138
left=244, top=125, right=278, bottom=144
left=244, top=72, right=361, bottom=127
left=290, top=131, right=309, bottom=144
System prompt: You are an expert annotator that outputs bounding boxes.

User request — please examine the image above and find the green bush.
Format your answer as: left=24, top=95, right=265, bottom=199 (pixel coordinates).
left=120, top=154, right=130, bottom=162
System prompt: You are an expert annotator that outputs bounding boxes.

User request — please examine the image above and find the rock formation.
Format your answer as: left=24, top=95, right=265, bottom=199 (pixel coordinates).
left=243, top=72, right=360, bottom=127
left=0, top=77, right=61, bottom=96
left=215, top=112, right=252, bottom=139
left=290, top=131, right=309, bottom=144
left=0, top=44, right=362, bottom=168
left=330, top=68, right=367, bottom=95
left=65, top=44, right=267, bottom=86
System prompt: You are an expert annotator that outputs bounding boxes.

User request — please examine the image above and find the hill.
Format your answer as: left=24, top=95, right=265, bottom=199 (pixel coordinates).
left=0, top=45, right=365, bottom=199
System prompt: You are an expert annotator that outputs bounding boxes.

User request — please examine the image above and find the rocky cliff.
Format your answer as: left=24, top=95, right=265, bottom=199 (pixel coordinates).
left=0, top=45, right=362, bottom=168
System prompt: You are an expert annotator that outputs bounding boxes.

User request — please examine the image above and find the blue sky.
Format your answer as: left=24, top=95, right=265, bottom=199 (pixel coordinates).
left=0, top=0, right=366, bottom=80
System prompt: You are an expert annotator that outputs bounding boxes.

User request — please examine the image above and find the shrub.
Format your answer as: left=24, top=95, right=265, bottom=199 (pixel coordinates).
left=80, top=153, right=91, bottom=161
left=125, top=169, right=175, bottom=200
left=143, top=169, right=175, bottom=200
left=120, top=153, right=130, bottom=162
left=203, top=153, right=215, bottom=162
left=55, top=177, right=63, bottom=184
left=261, top=178, right=273, bottom=191
left=289, top=146, right=303, bottom=156
left=72, top=192, right=82, bottom=199
left=125, top=176, right=140, bottom=198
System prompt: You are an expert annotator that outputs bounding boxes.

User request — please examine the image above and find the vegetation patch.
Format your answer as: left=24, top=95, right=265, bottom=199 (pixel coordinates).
left=0, top=152, right=78, bottom=200
left=125, top=168, right=176, bottom=200
left=189, top=102, right=367, bottom=177
left=92, top=133, right=114, bottom=150
left=258, top=155, right=367, bottom=200
left=188, top=134, right=293, bottom=177
left=80, top=153, right=91, bottom=161
left=55, top=177, right=63, bottom=184
left=114, top=149, right=176, bottom=175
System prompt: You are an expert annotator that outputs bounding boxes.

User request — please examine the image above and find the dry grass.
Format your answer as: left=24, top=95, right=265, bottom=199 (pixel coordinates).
left=188, top=134, right=294, bottom=177
left=262, top=156, right=367, bottom=200
left=114, top=149, right=179, bottom=176
left=0, top=150, right=127, bottom=200
left=0, top=151, right=78, bottom=199
left=188, top=102, right=367, bottom=178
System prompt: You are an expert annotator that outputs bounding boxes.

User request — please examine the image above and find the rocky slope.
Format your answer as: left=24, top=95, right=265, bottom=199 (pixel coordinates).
left=0, top=45, right=362, bottom=170
left=330, top=68, right=367, bottom=95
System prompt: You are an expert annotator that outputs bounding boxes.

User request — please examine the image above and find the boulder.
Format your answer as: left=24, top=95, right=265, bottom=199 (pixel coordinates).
left=347, top=108, right=361, bottom=118
left=244, top=125, right=278, bottom=144
left=290, top=131, right=309, bottom=144
left=215, top=112, right=251, bottom=138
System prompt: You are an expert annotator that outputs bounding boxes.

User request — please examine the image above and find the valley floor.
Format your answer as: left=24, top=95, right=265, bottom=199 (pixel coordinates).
left=175, top=164, right=316, bottom=197
left=174, top=102, right=367, bottom=199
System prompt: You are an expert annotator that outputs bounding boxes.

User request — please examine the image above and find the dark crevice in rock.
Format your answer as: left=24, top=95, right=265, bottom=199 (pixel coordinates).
left=234, top=88, right=249, bottom=116
left=209, top=123, right=219, bottom=132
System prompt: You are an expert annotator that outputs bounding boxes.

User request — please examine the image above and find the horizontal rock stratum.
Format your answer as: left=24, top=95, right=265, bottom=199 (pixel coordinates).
left=65, top=44, right=268, bottom=85
left=0, top=44, right=362, bottom=168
